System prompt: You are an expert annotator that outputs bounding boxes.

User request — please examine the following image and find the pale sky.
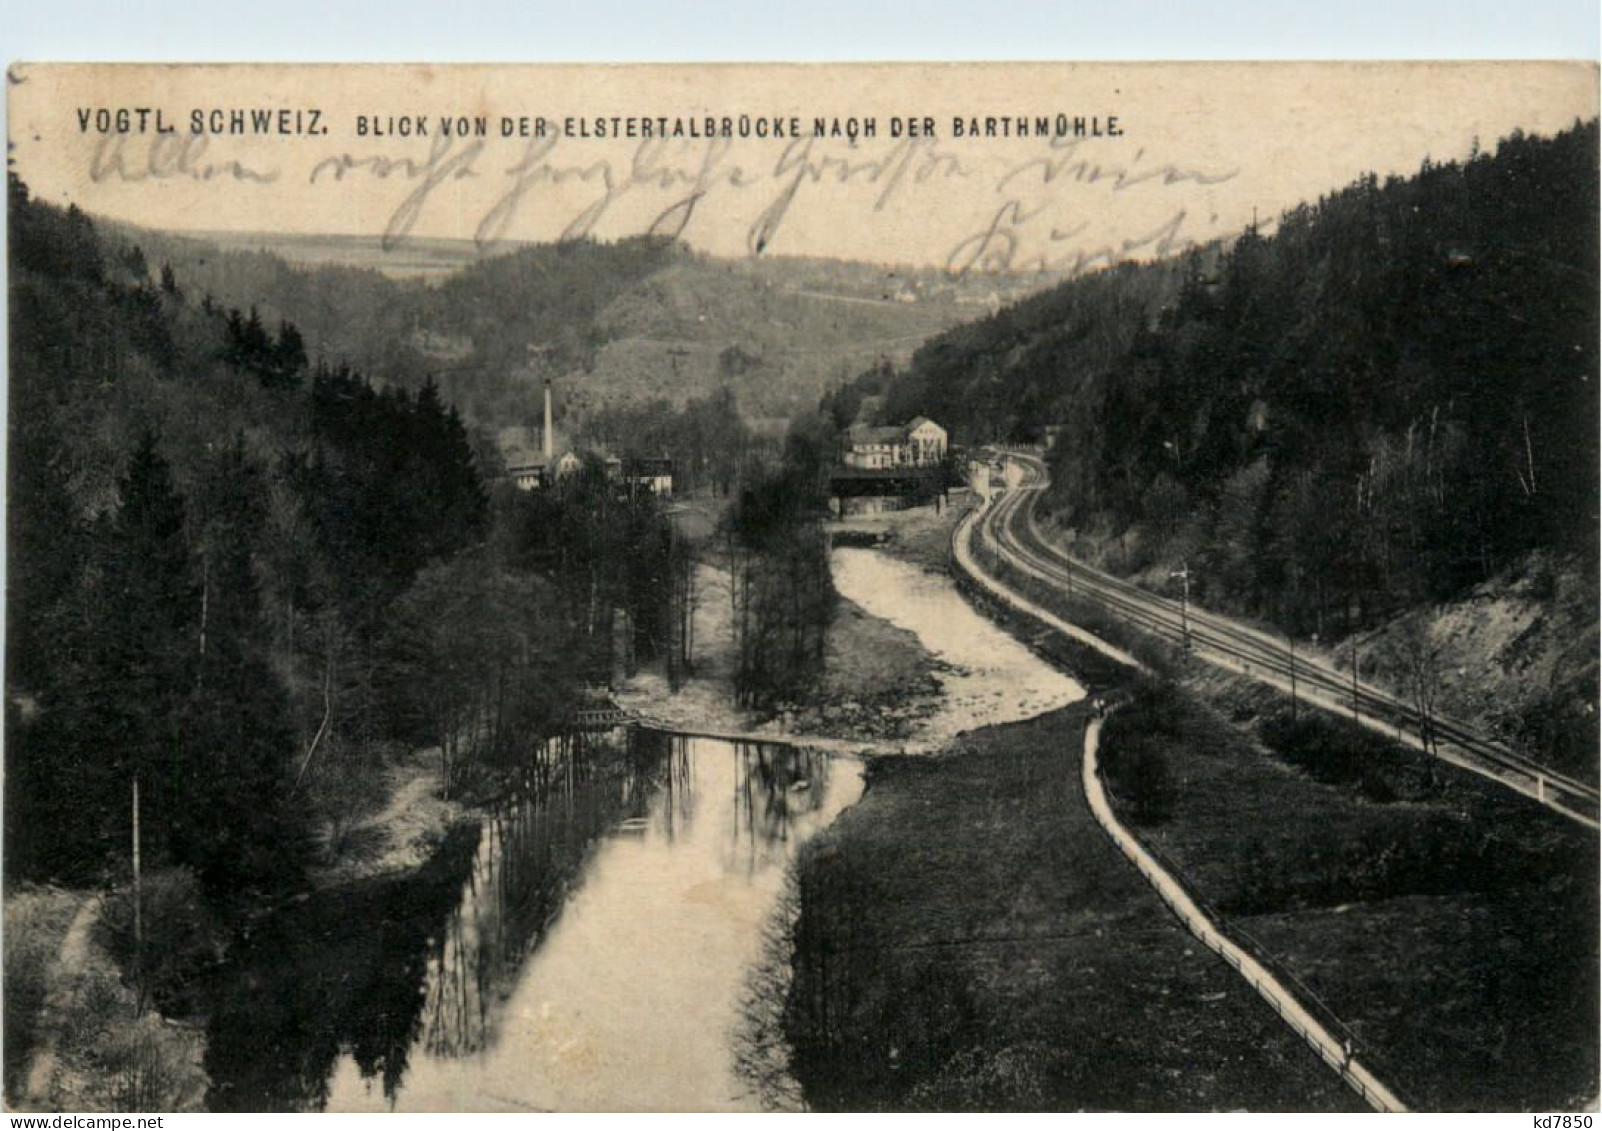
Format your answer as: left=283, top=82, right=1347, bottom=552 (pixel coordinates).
left=9, top=63, right=1597, bottom=271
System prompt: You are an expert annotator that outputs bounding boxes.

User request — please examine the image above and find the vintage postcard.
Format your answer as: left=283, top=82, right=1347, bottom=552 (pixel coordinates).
left=4, top=62, right=1598, bottom=1113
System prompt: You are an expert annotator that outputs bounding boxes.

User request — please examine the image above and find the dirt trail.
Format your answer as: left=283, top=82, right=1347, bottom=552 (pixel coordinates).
left=22, top=895, right=99, bottom=1102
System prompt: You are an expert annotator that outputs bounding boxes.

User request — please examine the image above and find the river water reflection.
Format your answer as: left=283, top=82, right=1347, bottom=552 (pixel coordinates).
left=204, top=544, right=1072, bottom=1111
left=205, top=731, right=862, bottom=1112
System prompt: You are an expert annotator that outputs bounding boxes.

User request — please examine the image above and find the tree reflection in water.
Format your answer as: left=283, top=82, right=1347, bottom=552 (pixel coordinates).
left=202, top=823, right=483, bottom=1112
left=203, top=729, right=853, bottom=1111
left=416, top=728, right=671, bottom=1062
left=420, top=734, right=828, bottom=1062
left=731, top=742, right=831, bottom=875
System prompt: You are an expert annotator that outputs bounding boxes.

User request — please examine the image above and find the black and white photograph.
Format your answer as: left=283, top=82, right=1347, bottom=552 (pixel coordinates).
left=3, top=56, right=1598, bottom=1114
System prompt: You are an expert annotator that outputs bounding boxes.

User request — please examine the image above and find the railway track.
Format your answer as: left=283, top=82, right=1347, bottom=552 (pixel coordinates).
left=975, top=454, right=1600, bottom=830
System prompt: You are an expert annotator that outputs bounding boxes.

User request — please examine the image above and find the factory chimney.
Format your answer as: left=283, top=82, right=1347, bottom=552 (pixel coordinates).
left=543, top=378, right=554, bottom=462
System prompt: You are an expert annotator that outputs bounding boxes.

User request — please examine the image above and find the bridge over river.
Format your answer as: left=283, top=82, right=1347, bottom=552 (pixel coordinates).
left=826, top=466, right=947, bottom=515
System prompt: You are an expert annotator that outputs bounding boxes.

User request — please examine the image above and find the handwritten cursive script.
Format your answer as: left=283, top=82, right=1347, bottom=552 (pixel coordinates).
left=945, top=201, right=1202, bottom=278
left=89, top=133, right=279, bottom=185
left=78, top=128, right=1251, bottom=277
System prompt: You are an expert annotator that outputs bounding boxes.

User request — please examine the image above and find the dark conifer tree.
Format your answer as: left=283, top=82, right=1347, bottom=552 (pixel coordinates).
left=180, top=436, right=304, bottom=896
left=71, top=434, right=197, bottom=873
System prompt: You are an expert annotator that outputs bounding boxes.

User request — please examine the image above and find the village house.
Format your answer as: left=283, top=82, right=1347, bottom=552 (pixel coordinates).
left=905, top=416, right=948, bottom=464
left=620, top=456, right=675, bottom=497
left=554, top=450, right=585, bottom=479
left=842, top=425, right=907, bottom=469
left=498, top=383, right=675, bottom=496
left=503, top=448, right=582, bottom=490
left=506, top=459, right=546, bottom=490
left=499, top=378, right=565, bottom=490
left=842, top=417, right=948, bottom=470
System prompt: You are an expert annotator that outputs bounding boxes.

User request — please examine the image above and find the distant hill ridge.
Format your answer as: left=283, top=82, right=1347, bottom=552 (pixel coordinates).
left=104, top=225, right=1048, bottom=430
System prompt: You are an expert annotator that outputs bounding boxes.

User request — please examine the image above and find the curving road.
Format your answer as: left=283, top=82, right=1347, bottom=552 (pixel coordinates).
left=975, top=453, right=1600, bottom=830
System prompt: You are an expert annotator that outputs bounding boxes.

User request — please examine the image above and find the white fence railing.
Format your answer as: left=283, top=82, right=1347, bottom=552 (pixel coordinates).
left=1080, top=718, right=1409, bottom=1113
left=951, top=490, right=1410, bottom=1112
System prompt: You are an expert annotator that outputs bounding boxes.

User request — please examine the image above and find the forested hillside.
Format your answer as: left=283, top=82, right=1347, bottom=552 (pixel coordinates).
left=857, top=121, right=1598, bottom=625
left=118, top=230, right=682, bottom=425
left=121, top=230, right=986, bottom=427
left=5, top=175, right=646, bottom=900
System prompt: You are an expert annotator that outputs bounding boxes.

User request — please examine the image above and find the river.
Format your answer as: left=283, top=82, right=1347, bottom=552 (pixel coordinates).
left=202, top=542, right=1078, bottom=1112
left=205, top=731, right=860, bottom=1112
left=328, top=734, right=856, bottom=1113
left=830, top=546, right=1083, bottom=748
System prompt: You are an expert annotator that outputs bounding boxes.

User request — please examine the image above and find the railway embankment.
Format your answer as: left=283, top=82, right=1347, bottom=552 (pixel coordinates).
left=1028, top=482, right=1598, bottom=793
left=955, top=479, right=1600, bottom=1109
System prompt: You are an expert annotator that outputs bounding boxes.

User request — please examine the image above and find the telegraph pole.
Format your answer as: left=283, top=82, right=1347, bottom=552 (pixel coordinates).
left=132, top=772, right=144, bottom=1012
left=1171, top=561, right=1192, bottom=651
left=1289, top=631, right=1299, bottom=721
left=1351, top=636, right=1361, bottom=721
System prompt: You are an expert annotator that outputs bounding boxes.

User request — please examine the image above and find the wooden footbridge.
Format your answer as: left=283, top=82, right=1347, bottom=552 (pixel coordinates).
left=570, top=685, right=638, bottom=732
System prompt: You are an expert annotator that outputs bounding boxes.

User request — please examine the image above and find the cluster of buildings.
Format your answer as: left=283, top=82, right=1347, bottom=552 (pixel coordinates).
left=840, top=415, right=948, bottom=470
left=506, top=452, right=674, bottom=496
left=503, top=380, right=675, bottom=497
left=500, top=378, right=952, bottom=499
